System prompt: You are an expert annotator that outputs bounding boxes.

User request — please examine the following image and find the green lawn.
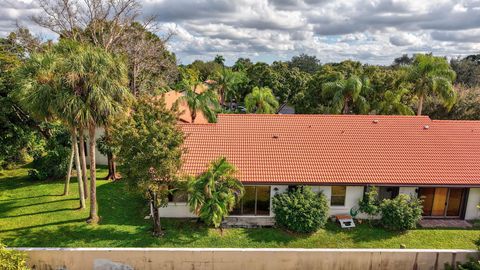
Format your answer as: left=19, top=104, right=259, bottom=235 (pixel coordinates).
left=0, top=166, right=479, bottom=249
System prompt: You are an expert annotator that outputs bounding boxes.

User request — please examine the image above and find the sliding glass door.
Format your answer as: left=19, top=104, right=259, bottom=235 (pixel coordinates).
left=418, top=188, right=466, bottom=218
left=231, top=186, right=271, bottom=216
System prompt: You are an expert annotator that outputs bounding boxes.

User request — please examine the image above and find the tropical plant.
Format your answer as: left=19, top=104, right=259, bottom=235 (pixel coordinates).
left=377, top=89, right=414, bottom=115
left=213, top=68, right=242, bottom=106
left=0, top=243, right=29, bottom=270
left=244, top=87, right=279, bottom=113
left=272, top=186, right=329, bottom=233
left=178, top=80, right=219, bottom=123
left=112, top=95, right=184, bottom=236
left=321, top=75, right=369, bottom=114
left=358, top=186, right=380, bottom=222
left=380, top=194, right=423, bottom=231
left=406, top=54, right=457, bottom=115
left=187, top=157, right=244, bottom=228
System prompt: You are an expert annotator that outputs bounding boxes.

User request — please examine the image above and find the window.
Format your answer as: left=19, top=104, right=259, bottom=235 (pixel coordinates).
left=331, top=186, right=346, bottom=206
left=377, top=186, right=399, bottom=200
left=231, top=186, right=271, bottom=216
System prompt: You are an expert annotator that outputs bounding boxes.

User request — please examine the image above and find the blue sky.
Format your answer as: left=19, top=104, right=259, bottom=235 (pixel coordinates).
left=2, top=0, right=480, bottom=65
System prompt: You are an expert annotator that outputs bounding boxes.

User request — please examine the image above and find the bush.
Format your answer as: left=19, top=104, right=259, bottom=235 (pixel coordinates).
left=445, top=258, right=480, bottom=270
left=358, top=186, right=380, bottom=220
left=272, top=186, right=329, bottom=233
left=379, top=194, right=423, bottom=231
left=0, top=243, right=29, bottom=270
left=28, top=128, right=70, bottom=181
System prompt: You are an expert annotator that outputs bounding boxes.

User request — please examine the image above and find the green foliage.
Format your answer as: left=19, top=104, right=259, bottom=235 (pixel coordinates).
left=379, top=194, right=423, bottom=231
left=0, top=243, right=28, bottom=270
left=406, top=54, right=457, bottom=115
left=358, top=186, right=380, bottom=219
left=377, top=89, right=414, bottom=115
left=288, top=54, right=321, bottom=74
left=272, top=186, right=329, bottom=233
left=423, top=85, right=480, bottom=120
left=451, top=54, right=480, bottom=87
left=445, top=258, right=480, bottom=270
left=244, top=86, right=279, bottom=113
left=322, top=75, right=370, bottom=114
left=178, top=79, right=220, bottom=123
left=187, top=157, right=244, bottom=228
left=112, top=95, right=184, bottom=205
left=28, top=124, right=70, bottom=181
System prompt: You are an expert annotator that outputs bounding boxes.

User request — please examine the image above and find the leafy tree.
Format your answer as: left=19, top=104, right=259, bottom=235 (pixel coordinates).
left=380, top=194, right=423, bottom=231
left=358, top=186, right=380, bottom=222
left=187, top=157, right=244, bottom=228
left=213, top=68, right=243, bottom=106
left=322, top=75, right=369, bottom=114
left=113, top=96, right=184, bottom=236
left=214, top=55, right=225, bottom=66
left=288, top=53, right=321, bottom=74
left=392, top=54, right=414, bottom=67
left=406, top=54, right=457, bottom=115
left=272, top=186, right=329, bottom=233
left=423, top=85, right=480, bottom=120
left=244, top=87, right=279, bottom=113
left=451, top=55, right=480, bottom=87
left=377, top=89, right=414, bottom=115
left=271, top=61, right=311, bottom=106
left=188, top=60, right=222, bottom=81
left=232, top=57, right=253, bottom=71
left=178, top=79, right=220, bottom=123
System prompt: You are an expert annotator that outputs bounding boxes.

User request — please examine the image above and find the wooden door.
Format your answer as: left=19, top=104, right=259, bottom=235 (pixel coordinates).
left=431, top=188, right=448, bottom=216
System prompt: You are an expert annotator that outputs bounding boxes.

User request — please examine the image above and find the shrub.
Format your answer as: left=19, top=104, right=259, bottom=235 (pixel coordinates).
left=379, top=194, right=423, bottom=231
left=272, top=186, right=329, bottom=233
left=445, top=258, right=480, bottom=270
left=358, top=186, right=380, bottom=220
left=0, top=243, right=29, bottom=270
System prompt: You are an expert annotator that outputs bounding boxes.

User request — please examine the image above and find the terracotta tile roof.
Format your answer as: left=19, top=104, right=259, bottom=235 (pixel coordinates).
left=180, top=114, right=480, bottom=186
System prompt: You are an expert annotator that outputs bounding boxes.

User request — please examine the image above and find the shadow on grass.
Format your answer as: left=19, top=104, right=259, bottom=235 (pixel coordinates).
left=1, top=207, right=79, bottom=218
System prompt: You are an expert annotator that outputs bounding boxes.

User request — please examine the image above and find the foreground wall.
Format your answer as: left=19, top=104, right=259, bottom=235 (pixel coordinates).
left=20, top=248, right=478, bottom=270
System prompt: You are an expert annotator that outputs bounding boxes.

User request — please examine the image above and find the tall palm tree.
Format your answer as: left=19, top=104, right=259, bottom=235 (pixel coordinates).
left=214, top=68, right=240, bottom=107
left=187, top=157, right=244, bottom=228
left=244, top=87, right=279, bottom=114
left=59, top=41, right=131, bottom=224
left=377, top=89, right=414, bottom=115
left=321, top=75, right=370, bottom=114
left=406, top=54, right=457, bottom=115
left=178, top=80, right=219, bottom=123
left=16, top=43, right=87, bottom=208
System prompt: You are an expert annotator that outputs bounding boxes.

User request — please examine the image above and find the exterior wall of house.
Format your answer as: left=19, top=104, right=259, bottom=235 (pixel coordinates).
left=94, top=127, right=108, bottom=165
left=160, top=202, right=196, bottom=218
left=465, top=188, right=480, bottom=220
left=399, top=187, right=418, bottom=197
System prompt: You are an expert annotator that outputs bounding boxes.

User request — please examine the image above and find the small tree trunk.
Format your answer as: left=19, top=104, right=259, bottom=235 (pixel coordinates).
left=87, top=124, right=99, bottom=224
left=417, top=94, right=424, bottom=116
left=63, top=143, right=74, bottom=196
left=149, top=190, right=164, bottom=237
left=103, top=125, right=119, bottom=181
left=79, top=128, right=88, bottom=199
left=72, top=130, right=86, bottom=209
left=343, top=97, right=350, bottom=114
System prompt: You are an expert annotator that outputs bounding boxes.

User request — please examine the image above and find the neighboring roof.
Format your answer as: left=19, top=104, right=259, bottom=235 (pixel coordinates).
left=164, top=91, right=209, bottom=124
left=180, top=114, right=480, bottom=186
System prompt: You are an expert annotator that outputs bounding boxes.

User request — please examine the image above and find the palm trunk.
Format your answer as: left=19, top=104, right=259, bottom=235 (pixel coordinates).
left=343, top=97, right=350, bottom=114
left=63, top=143, right=74, bottom=196
left=87, top=124, right=99, bottom=224
left=79, top=128, right=88, bottom=199
left=417, top=94, right=424, bottom=116
left=149, top=190, right=163, bottom=236
left=104, top=125, right=119, bottom=180
left=72, top=129, right=86, bottom=209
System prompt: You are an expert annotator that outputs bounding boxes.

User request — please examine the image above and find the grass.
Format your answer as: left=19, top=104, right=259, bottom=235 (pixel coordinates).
left=0, top=166, right=479, bottom=249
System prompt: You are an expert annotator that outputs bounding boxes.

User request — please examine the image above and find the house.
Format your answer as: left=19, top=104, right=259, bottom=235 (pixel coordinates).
left=161, top=114, right=480, bottom=224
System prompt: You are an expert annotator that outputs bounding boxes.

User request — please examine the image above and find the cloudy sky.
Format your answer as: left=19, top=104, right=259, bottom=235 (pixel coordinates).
left=2, top=0, right=480, bottom=65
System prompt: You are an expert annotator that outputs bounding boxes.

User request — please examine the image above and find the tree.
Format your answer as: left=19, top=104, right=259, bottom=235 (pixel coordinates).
left=271, top=61, right=311, bottom=106
left=358, top=186, right=380, bottom=223
left=187, top=157, right=244, bottom=228
left=377, top=89, right=414, bottom=115
left=288, top=54, right=321, bottom=74
left=112, top=96, right=184, bottom=236
left=213, top=68, right=244, bottom=107
left=232, top=57, right=253, bottom=71
left=213, top=55, right=225, bottom=66
left=451, top=55, right=480, bottom=87
left=178, top=80, right=219, bottom=123
left=392, top=54, right=414, bottom=67
left=423, top=85, right=480, bottom=120
left=406, top=54, right=457, bottom=115
left=321, top=75, right=369, bottom=114
left=244, top=87, right=279, bottom=114
left=380, top=194, right=423, bottom=231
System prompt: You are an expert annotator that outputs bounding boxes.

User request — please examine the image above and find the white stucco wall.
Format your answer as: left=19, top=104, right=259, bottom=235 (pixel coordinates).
left=94, top=127, right=108, bottom=165
left=160, top=203, right=196, bottom=218
left=465, top=188, right=480, bottom=220
left=399, top=187, right=418, bottom=197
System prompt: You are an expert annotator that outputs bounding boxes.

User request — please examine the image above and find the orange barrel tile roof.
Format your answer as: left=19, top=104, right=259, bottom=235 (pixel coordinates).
left=179, top=114, right=480, bottom=186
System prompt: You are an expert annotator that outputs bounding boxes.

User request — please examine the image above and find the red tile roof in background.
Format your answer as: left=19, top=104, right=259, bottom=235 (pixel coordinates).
left=180, top=114, right=480, bottom=186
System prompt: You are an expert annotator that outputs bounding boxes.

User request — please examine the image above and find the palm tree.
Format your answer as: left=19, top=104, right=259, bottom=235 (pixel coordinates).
left=244, top=87, right=279, bottom=113
left=377, top=89, right=414, bottom=115
left=321, top=75, right=369, bottom=114
left=406, top=54, right=457, bottom=115
left=187, top=157, right=244, bottom=228
left=59, top=42, right=131, bottom=224
left=16, top=43, right=87, bottom=208
left=178, top=80, right=219, bottom=123
left=214, top=68, right=240, bottom=107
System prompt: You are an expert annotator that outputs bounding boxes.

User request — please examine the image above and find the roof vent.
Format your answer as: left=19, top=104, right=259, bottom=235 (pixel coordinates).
left=423, top=125, right=430, bottom=130
left=272, top=135, right=279, bottom=139
left=373, top=119, right=379, bottom=124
